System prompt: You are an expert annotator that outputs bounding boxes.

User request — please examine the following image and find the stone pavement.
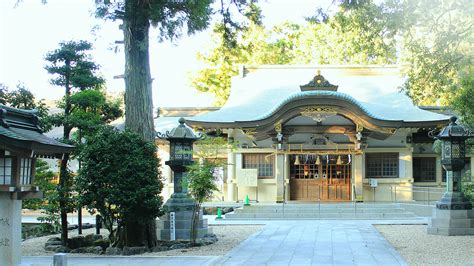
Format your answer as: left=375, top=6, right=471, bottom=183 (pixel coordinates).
left=211, top=220, right=410, bottom=266
left=21, top=219, right=421, bottom=266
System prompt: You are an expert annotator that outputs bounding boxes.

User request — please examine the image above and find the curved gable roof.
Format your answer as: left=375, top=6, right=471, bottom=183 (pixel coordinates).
left=187, top=65, right=449, bottom=128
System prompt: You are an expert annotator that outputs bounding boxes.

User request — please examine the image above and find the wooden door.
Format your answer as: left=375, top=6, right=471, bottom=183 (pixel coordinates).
left=289, top=154, right=351, bottom=201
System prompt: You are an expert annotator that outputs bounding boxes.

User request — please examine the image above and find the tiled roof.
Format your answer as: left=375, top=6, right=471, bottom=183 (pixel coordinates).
left=0, top=105, right=73, bottom=155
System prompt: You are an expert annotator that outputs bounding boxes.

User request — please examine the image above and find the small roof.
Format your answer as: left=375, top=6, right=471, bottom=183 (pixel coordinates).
left=157, top=117, right=201, bottom=140
left=0, top=105, right=74, bottom=157
left=187, top=65, right=449, bottom=128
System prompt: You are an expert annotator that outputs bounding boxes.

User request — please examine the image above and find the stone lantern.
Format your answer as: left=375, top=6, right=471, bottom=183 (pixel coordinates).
left=162, top=117, right=200, bottom=196
left=156, top=118, right=210, bottom=240
left=0, top=106, right=73, bottom=265
left=428, top=116, right=474, bottom=235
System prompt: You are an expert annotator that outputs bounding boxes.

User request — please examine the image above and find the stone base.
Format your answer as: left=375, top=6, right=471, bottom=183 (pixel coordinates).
left=156, top=194, right=210, bottom=241
left=163, top=193, right=196, bottom=212
left=428, top=209, right=474, bottom=236
left=436, top=192, right=473, bottom=210
left=156, top=210, right=210, bottom=240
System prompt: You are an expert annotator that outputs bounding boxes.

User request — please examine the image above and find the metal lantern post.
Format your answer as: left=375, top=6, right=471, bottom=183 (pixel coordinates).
left=428, top=116, right=474, bottom=235
left=156, top=118, right=210, bottom=241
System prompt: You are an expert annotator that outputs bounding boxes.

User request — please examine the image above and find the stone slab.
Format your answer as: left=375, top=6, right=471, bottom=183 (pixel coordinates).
left=0, top=194, right=22, bottom=266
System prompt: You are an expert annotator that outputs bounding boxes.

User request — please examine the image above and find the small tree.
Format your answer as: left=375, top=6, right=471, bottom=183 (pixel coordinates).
left=77, top=126, right=163, bottom=247
left=186, top=137, right=230, bottom=245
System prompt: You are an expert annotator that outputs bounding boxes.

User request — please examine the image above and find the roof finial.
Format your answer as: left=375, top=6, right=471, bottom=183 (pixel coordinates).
left=300, top=71, right=338, bottom=92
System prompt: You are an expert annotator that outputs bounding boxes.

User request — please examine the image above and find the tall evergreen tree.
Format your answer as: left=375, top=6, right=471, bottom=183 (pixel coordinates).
left=94, top=0, right=256, bottom=248
left=95, top=0, right=215, bottom=142
left=44, top=40, right=111, bottom=245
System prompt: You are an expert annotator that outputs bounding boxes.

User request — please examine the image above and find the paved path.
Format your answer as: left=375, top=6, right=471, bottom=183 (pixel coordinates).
left=212, top=220, right=409, bottom=266
left=21, top=219, right=420, bottom=266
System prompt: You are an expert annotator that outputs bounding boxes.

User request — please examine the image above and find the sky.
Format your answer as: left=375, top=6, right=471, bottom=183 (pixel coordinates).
left=0, top=0, right=328, bottom=108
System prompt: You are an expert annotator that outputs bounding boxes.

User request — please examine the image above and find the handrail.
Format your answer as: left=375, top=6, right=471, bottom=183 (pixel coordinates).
left=352, top=184, right=358, bottom=215
left=390, top=184, right=445, bottom=205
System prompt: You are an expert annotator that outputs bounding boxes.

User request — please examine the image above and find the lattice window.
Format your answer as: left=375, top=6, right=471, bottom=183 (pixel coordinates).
left=20, top=158, right=32, bottom=185
left=365, top=153, right=399, bottom=178
left=413, top=157, right=436, bottom=182
left=242, top=154, right=274, bottom=178
left=0, top=157, right=12, bottom=185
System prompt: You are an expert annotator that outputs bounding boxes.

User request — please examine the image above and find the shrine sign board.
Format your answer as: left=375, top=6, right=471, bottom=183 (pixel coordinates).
left=237, top=169, right=258, bottom=187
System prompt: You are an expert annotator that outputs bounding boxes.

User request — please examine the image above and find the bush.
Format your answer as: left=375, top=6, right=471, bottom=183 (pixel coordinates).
left=76, top=126, right=163, bottom=247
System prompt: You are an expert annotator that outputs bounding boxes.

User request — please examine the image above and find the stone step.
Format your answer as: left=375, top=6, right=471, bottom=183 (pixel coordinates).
left=234, top=207, right=408, bottom=214
left=239, top=204, right=402, bottom=210
left=224, top=212, right=417, bottom=220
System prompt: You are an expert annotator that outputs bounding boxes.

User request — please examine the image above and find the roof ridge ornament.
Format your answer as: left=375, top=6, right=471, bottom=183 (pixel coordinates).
left=300, top=70, right=338, bottom=92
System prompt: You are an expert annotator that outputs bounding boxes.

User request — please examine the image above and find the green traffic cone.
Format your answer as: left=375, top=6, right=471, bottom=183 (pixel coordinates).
left=216, top=207, right=222, bottom=219
left=244, top=195, right=250, bottom=206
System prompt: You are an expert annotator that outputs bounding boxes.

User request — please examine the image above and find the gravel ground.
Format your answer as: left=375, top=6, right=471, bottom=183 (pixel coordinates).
left=22, top=225, right=263, bottom=257
left=375, top=224, right=474, bottom=266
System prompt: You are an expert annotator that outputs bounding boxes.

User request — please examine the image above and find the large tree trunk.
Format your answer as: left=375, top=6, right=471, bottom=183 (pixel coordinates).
left=123, top=1, right=155, bottom=143
left=122, top=0, right=158, bottom=248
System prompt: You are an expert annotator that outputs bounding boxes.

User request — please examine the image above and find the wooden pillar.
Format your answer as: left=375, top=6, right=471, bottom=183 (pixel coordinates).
left=353, top=154, right=363, bottom=201
left=227, top=152, right=236, bottom=202
left=276, top=154, right=285, bottom=203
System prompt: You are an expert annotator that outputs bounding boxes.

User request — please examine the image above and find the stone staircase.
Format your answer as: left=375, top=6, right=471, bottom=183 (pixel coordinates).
left=224, top=203, right=420, bottom=220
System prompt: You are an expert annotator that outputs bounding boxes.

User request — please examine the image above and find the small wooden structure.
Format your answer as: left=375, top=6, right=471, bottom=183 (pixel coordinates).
left=0, top=105, right=73, bottom=266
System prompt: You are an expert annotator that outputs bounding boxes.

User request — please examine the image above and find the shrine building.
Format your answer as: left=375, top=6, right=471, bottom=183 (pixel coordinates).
left=157, top=65, right=473, bottom=203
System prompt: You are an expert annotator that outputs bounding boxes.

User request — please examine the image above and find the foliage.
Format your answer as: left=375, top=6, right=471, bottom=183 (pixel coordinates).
left=22, top=160, right=61, bottom=234
left=191, top=0, right=473, bottom=114
left=186, top=137, right=231, bottom=245
left=462, top=170, right=474, bottom=205
left=0, top=84, right=7, bottom=105
left=95, top=0, right=213, bottom=42
left=452, top=70, right=474, bottom=128
left=401, top=0, right=473, bottom=106
left=191, top=0, right=401, bottom=105
left=76, top=127, right=163, bottom=248
left=23, top=160, right=57, bottom=209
